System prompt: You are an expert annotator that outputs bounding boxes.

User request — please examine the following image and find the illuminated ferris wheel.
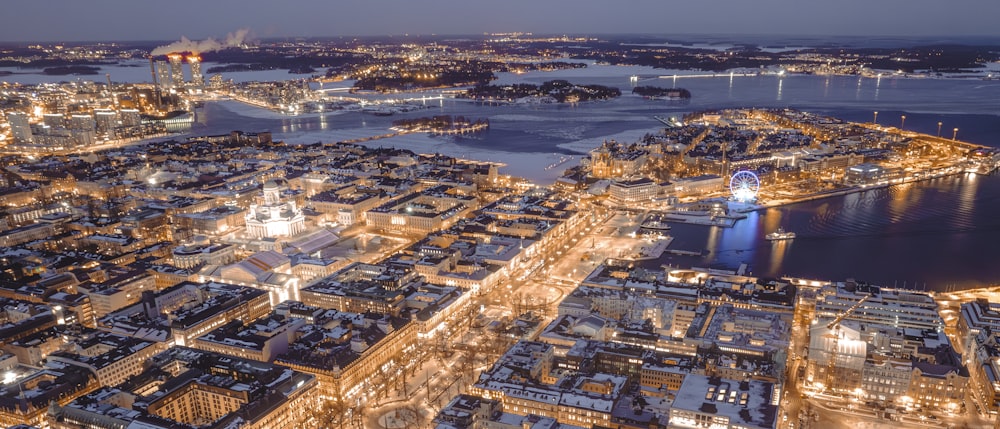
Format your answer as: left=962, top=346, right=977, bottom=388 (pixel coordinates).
left=729, top=170, right=760, bottom=202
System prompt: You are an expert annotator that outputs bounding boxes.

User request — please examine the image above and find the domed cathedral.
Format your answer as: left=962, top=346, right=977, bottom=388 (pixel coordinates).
left=245, top=179, right=306, bottom=239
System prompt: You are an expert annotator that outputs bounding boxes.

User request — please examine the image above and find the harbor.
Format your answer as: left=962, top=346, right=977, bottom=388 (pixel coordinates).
left=118, top=68, right=1000, bottom=291
left=659, top=211, right=746, bottom=227
left=634, top=236, right=673, bottom=260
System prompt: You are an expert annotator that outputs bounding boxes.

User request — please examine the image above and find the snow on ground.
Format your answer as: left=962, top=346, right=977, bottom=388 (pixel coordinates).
left=283, top=130, right=581, bottom=185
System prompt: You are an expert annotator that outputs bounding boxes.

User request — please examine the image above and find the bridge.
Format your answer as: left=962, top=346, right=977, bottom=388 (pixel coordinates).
left=658, top=72, right=761, bottom=79
left=653, top=116, right=683, bottom=128
left=628, top=71, right=765, bottom=86
left=312, top=90, right=450, bottom=104
left=314, top=87, right=353, bottom=93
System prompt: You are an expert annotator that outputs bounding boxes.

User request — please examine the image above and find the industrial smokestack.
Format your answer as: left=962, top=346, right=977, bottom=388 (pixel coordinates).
left=149, top=56, right=158, bottom=85
left=149, top=56, right=163, bottom=108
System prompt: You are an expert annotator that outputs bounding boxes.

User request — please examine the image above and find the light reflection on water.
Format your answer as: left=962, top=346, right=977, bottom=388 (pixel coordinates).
left=183, top=72, right=1000, bottom=290
left=649, top=173, right=1000, bottom=290
left=768, top=239, right=790, bottom=277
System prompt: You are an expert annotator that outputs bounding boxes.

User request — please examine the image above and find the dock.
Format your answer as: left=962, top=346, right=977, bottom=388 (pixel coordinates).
left=634, top=237, right=673, bottom=260
left=662, top=213, right=741, bottom=227
left=663, top=249, right=704, bottom=256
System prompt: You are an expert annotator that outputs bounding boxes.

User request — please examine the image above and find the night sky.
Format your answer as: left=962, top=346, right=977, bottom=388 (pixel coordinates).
left=1, top=0, right=999, bottom=42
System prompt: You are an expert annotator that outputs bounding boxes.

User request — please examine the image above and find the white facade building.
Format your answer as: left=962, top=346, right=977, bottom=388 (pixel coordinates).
left=245, top=180, right=306, bottom=239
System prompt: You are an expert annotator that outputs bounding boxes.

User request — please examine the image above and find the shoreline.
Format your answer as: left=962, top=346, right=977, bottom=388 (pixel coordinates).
left=751, top=175, right=955, bottom=212
left=4, top=55, right=999, bottom=89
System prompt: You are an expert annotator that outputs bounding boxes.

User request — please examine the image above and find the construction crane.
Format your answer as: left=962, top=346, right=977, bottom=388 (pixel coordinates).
left=827, top=294, right=870, bottom=330
left=823, top=294, right=870, bottom=392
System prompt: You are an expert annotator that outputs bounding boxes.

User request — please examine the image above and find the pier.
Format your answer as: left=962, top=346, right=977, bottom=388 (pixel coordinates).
left=661, top=213, right=743, bottom=227
left=663, top=248, right=704, bottom=256
left=634, top=237, right=673, bottom=260
left=657, top=72, right=760, bottom=79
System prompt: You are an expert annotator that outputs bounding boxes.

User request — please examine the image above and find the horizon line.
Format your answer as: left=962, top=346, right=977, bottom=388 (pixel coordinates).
left=4, top=32, right=1000, bottom=45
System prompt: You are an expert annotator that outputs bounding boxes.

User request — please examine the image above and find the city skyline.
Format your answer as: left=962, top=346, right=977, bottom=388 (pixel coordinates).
left=3, top=6, right=1000, bottom=427
left=2, top=0, right=1000, bottom=42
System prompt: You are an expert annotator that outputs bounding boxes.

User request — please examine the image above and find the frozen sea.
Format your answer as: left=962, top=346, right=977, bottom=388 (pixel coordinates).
left=12, top=60, right=1000, bottom=289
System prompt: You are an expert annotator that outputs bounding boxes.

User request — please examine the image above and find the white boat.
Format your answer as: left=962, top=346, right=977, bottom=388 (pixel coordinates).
left=640, top=220, right=672, bottom=231
left=766, top=227, right=796, bottom=241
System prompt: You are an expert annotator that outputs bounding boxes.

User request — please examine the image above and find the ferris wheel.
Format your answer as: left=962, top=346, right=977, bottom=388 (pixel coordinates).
left=729, top=170, right=760, bottom=202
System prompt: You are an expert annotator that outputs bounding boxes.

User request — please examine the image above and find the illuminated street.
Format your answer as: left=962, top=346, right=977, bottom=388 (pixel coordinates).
left=1, top=12, right=1000, bottom=428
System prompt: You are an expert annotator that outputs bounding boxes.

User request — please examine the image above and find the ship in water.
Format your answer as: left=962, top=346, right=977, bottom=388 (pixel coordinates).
left=766, top=227, right=795, bottom=241
left=966, top=148, right=1000, bottom=175
left=640, top=215, right=672, bottom=231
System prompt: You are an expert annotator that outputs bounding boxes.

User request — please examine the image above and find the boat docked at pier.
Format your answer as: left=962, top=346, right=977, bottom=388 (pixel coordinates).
left=640, top=215, right=672, bottom=231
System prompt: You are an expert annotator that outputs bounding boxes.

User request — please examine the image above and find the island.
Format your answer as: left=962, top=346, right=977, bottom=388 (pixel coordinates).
left=42, top=65, right=101, bottom=75
left=391, top=115, right=489, bottom=135
left=632, top=85, right=691, bottom=99
left=461, top=79, right=621, bottom=103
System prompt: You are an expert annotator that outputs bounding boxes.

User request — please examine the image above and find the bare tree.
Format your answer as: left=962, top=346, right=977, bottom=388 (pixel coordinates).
left=309, top=398, right=348, bottom=428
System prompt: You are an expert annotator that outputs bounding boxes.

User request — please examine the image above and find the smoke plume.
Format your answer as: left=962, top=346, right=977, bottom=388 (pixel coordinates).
left=151, top=28, right=251, bottom=56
